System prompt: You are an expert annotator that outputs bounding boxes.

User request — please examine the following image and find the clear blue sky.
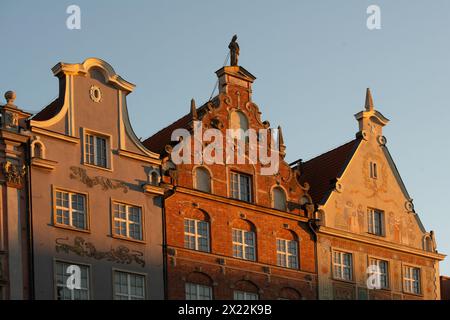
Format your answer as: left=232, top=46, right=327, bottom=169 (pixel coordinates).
left=1, top=0, right=449, bottom=275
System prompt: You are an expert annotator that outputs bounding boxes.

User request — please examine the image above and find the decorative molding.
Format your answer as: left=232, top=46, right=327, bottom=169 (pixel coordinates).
left=30, top=127, right=79, bottom=144
left=2, top=161, right=26, bottom=188
left=69, top=166, right=128, bottom=193
left=31, top=158, right=58, bottom=171
left=89, top=85, right=102, bottom=103
left=55, top=237, right=145, bottom=267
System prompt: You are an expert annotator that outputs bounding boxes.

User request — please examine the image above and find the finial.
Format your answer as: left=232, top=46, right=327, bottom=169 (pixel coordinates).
left=365, top=88, right=374, bottom=111
left=190, top=98, right=198, bottom=120
left=277, top=125, right=285, bottom=146
left=228, top=35, right=240, bottom=66
left=4, top=91, right=16, bottom=106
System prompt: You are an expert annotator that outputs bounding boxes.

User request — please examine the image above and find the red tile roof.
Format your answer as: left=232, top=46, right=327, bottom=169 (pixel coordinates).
left=298, top=138, right=361, bottom=204
left=143, top=112, right=193, bottom=154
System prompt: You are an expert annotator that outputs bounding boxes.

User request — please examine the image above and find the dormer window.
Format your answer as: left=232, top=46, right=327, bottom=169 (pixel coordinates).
left=370, top=161, right=378, bottom=179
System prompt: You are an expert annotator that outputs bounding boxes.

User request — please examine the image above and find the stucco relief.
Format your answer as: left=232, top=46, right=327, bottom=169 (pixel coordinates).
left=69, top=166, right=128, bottom=193
left=55, top=237, right=145, bottom=267
left=388, top=211, right=401, bottom=243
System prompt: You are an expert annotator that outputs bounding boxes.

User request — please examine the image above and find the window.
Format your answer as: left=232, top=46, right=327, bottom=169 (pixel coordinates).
left=234, top=291, right=259, bottom=300
left=333, top=251, right=353, bottom=281
left=370, top=161, right=378, bottom=179
left=195, top=167, right=211, bottom=193
left=112, top=202, right=143, bottom=241
left=184, top=219, right=210, bottom=252
left=33, top=142, right=43, bottom=158
left=404, top=266, right=421, bottom=295
left=368, top=208, right=385, bottom=236
left=185, top=283, right=212, bottom=300
left=230, top=111, right=249, bottom=141
left=85, top=133, right=108, bottom=168
left=369, top=258, right=389, bottom=289
left=230, top=172, right=252, bottom=202
left=55, top=261, right=90, bottom=300
left=276, top=239, right=298, bottom=269
left=114, top=271, right=145, bottom=300
left=232, top=229, right=256, bottom=261
left=55, top=190, right=87, bottom=230
left=272, top=187, right=287, bottom=211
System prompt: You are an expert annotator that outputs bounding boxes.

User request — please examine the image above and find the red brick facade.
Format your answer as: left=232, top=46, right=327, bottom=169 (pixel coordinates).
left=146, top=65, right=318, bottom=300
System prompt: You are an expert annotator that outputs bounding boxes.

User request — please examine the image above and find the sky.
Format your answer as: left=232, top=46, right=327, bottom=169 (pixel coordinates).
left=1, top=0, right=450, bottom=275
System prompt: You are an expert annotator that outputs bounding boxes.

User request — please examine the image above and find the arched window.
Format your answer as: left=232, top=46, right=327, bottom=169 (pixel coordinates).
left=278, top=287, right=302, bottom=300
left=272, top=187, right=287, bottom=211
left=423, top=235, right=434, bottom=252
left=231, top=219, right=257, bottom=261
left=185, top=272, right=213, bottom=300
left=233, top=280, right=259, bottom=300
left=34, top=143, right=43, bottom=158
left=230, top=110, right=249, bottom=140
left=150, top=171, right=159, bottom=186
left=195, top=167, right=211, bottom=193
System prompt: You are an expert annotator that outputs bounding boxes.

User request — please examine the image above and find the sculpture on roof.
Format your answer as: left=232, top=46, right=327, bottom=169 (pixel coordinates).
left=228, top=35, right=240, bottom=66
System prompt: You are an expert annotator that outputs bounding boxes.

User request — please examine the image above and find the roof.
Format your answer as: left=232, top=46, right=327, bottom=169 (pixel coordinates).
left=298, top=138, right=362, bottom=204
left=142, top=97, right=219, bottom=154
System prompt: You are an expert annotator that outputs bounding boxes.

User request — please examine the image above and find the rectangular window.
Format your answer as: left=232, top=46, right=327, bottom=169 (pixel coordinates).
left=85, top=133, right=108, bottom=168
left=113, top=202, right=143, bottom=241
left=333, top=251, right=353, bottom=281
left=55, top=190, right=87, bottom=230
left=55, top=261, right=90, bottom=300
left=276, top=239, right=299, bottom=269
left=232, top=229, right=256, bottom=261
left=404, top=266, right=421, bottom=295
left=185, top=283, right=212, bottom=300
left=370, top=161, right=378, bottom=179
left=233, top=291, right=259, bottom=300
left=369, top=258, right=389, bottom=289
left=230, top=172, right=252, bottom=202
left=368, top=208, right=385, bottom=236
left=114, top=271, right=145, bottom=300
left=184, top=219, right=210, bottom=252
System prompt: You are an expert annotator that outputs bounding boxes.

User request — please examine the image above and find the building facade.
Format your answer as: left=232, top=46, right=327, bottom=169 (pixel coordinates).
left=143, top=62, right=318, bottom=300
left=296, top=89, right=445, bottom=300
left=27, top=58, right=165, bottom=299
left=0, top=91, right=32, bottom=299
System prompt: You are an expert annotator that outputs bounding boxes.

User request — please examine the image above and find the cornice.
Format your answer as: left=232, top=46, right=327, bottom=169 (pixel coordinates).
left=175, top=186, right=309, bottom=223
left=318, top=226, right=446, bottom=261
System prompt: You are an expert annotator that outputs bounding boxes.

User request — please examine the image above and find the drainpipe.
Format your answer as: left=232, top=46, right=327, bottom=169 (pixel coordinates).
left=24, top=132, right=34, bottom=300
left=308, top=216, right=320, bottom=300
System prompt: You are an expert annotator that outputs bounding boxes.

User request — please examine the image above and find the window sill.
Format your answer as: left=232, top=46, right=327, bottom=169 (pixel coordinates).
left=83, top=163, right=113, bottom=173
left=52, top=223, right=91, bottom=234
left=402, top=291, right=423, bottom=297
left=110, top=234, right=146, bottom=244
left=332, top=277, right=355, bottom=285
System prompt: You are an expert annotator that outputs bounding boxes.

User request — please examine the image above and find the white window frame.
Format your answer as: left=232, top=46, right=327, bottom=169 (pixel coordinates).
left=112, top=202, right=143, bottom=241
left=403, top=266, right=421, bottom=295
left=369, top=258, right=389, bottom=289
left=230, top=172, right=252, bottom=202
left=185, top=283, right=213, bottom=300
left=332, top=250, right=353, bottom=281
left=368, top=208, right=385, bottom=236
left=54, top=261, right=90, bottom=300
left=84, top=132, right=109, bottom=168
left=113, top=270, right=146, bottom=300
left=184, top=218, right=210, bottom=252
left=232, top=228, right=256, bottom=261
left=233, top=290, right=259, bottom=300
left=54, top=189, right=88, bottom=230
left=276, top=238, right=299, bottom=269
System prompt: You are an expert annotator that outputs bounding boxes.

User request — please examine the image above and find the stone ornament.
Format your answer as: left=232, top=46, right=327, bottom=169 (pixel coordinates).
left=69, top=166, right=128, bottom=193
left=2, top=161, right=26, bottom=187
left=405, top=200, right=414, bottom=212
left=55, top=237, right=145, bottom=267
left=377, top=135, right=387, bottom=146
left=89, top=85, right=102, bottom=103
